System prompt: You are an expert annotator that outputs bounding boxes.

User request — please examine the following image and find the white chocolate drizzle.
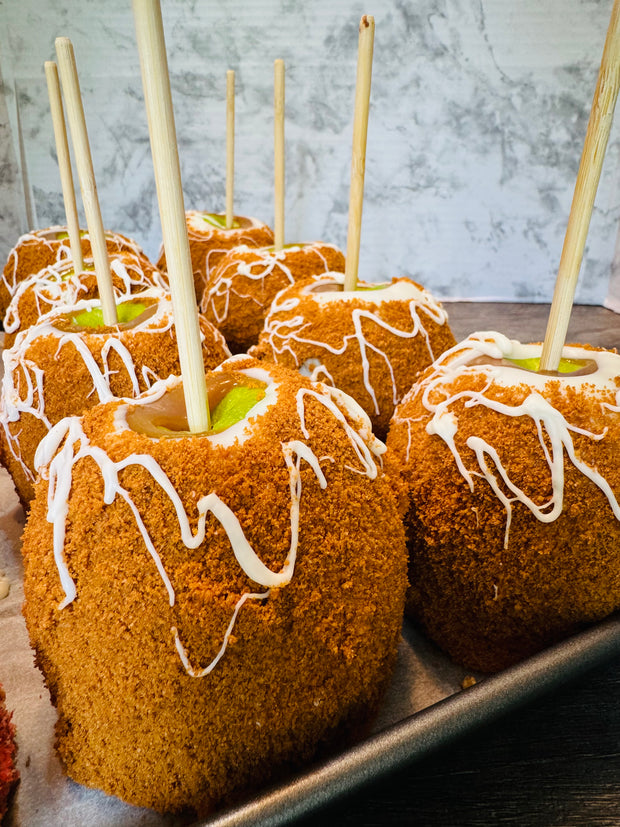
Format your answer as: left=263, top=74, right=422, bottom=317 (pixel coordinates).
left=258, top=272, right=450, bottom=416
left=172, top=591, right=270, bottom=677
left=397, top=331, right=620, bottom=546
left=34, top=364, right=383, bottom=676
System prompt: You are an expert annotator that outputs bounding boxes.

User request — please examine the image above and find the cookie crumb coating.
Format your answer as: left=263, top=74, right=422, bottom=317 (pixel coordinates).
left=1, top=226, right=145, bottom=318
left=0, top=292, right=229, bottom=506
left=3, top=250, right=166, bottom=349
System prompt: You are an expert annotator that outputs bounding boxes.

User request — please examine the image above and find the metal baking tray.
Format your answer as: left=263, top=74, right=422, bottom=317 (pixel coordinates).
left=201, top=615, right=620, bottom=827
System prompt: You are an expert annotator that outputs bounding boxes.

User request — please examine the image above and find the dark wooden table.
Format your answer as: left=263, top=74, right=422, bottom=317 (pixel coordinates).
left=296, top=656, right=620, bottom=826
left=295, top=301, right=620, bottom=827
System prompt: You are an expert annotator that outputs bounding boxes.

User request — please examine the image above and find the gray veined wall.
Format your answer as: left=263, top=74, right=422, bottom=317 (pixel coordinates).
left=1, top=0, right=620, bottom=310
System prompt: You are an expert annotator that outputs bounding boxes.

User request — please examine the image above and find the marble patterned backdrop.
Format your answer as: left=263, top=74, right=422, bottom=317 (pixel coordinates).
left=1, top=0, right=620, bottom=312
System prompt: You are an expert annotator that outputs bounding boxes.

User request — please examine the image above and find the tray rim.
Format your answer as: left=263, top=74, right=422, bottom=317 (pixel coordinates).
left=200, top=613, right=620, bottom=827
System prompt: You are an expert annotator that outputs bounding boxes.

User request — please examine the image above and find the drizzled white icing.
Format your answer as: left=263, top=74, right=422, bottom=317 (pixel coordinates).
left=296, top=385, right=386, bottom=477
left=302, top=275, right=435, bottom=306
left=200, top=242, right=339, bottom=324
left=33, top=363, right=384, bottom=677
left=4, top=253, right=166, bottom=335
left=0, top=289, right=187, bottom=485
left=172, top=591, right=270, bottom=677
left=259, top=272, right=450, bottom=416
left=396, top=331, right=620, bottom=547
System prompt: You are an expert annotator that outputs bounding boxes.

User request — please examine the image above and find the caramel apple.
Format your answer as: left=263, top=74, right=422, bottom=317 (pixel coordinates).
left=0, top=226, right=145, bottom=319
left=387, top=332, right=620, bottom=672
left=3, top=249, right=167, bottom=349
left=22, top=355, right=407, bottom=814
left=250, top=272, right=456, bottom=439
left=201, top=241, right=345, bottom=353
left=156, top=212, right=274, bottom=303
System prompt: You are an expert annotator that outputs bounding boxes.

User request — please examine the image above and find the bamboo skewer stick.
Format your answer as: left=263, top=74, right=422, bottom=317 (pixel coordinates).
left=132, top=0, right=210, bottom=433
left=540, top=0, right=620, bottom=371
left=225, top=70, right=235, bottom=230
left=44, top=61, right=84, bottom=274
left=343, top=15, right=375, bottom=292
left=54, top=37, right=117, bottom=325
left=15, top=80, right=35, bottom=231
left=274, top=59, right=285, bottom=252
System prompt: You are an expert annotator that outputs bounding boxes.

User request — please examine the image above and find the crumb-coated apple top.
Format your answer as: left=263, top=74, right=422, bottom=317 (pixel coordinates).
left=200, top=241, right=345, bottom=352
left=389, top=331, right=620, bottom=546
left=0, top=226, right=144, bottom=315
left=0, top=289, right=230, bottom=501
left=156, top=212, right=275, bottom=302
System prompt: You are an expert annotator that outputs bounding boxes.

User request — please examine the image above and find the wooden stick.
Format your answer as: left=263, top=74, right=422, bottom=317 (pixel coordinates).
left=54, top=38, right=117, bottom=325
left=540, top=0, right=620, bottom=371
left=132, top=0, right=210, bottom=433
left=343, top=15, right=375, bottom=292
left=44, top=61, right=84, bottom=274
left=274, top=59, right=285, bottom=251
left=15, top=80, right=35, bottom=231
left=225, top=70, right=235, bottom=230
